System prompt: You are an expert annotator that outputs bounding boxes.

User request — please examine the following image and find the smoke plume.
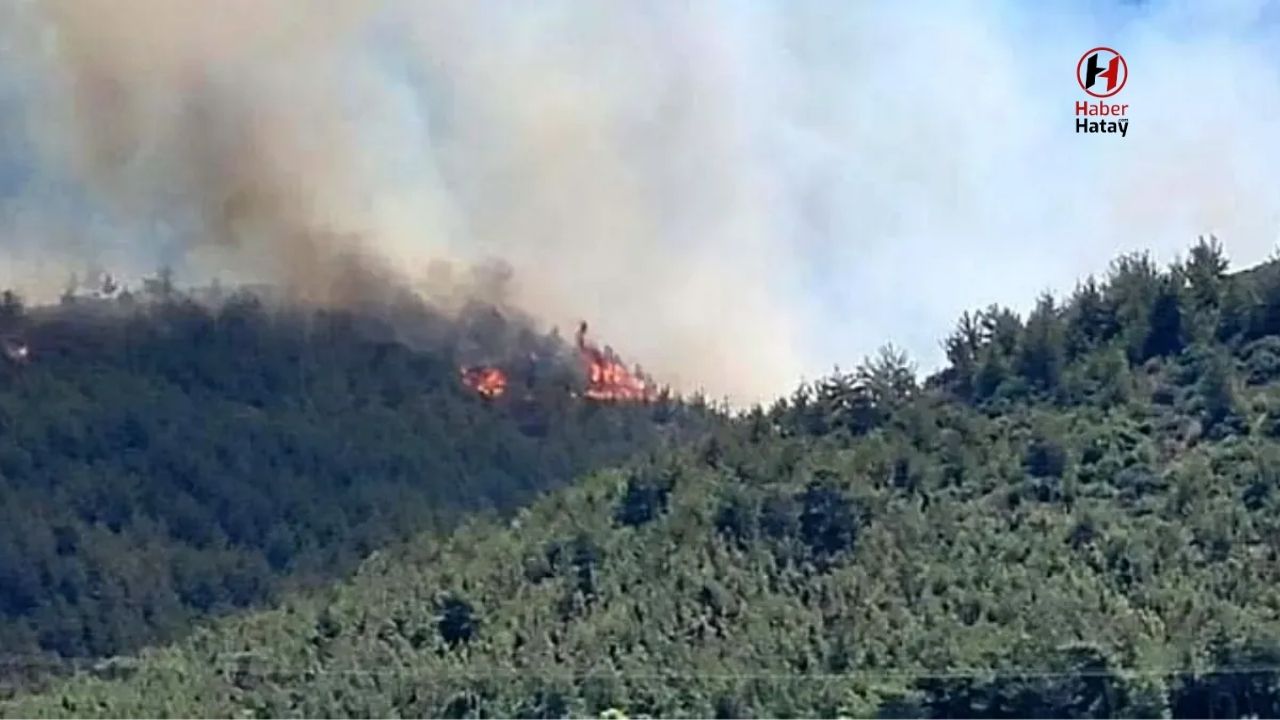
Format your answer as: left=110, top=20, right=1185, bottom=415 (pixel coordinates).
left=2, top=1, right=1280, bottom=404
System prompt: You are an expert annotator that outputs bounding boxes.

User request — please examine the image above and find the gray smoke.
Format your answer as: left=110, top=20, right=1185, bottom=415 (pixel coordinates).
left=2, top=0, right=1280, bottom=404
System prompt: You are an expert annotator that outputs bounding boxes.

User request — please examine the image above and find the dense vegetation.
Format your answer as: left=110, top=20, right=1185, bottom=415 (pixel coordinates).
left=12, top=237, right=1280, bottom=717
left=0, top=281, right=707, bottom=681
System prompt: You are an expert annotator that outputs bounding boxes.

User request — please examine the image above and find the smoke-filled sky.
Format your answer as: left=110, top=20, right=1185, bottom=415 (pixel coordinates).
left=2, top=0, right=1280, bottom=404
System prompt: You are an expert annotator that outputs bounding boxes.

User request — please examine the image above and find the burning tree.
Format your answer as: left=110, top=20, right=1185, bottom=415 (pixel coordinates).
left=458, top=321, right=659, bottom=403
left=460, top=365, right=508, bottom=399
left=576, top=322, right=657, bottom=402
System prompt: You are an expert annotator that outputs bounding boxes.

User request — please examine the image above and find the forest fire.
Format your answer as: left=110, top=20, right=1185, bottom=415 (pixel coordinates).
left=576, top=322, right=657, bottom=402
left=459, top=322, right=658, bottom=403
left=460, top=366, right=508, bottom=399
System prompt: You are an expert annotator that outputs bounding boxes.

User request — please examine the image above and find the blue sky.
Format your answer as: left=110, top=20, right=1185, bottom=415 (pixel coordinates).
left=3, top=0, right=1280, bottom=401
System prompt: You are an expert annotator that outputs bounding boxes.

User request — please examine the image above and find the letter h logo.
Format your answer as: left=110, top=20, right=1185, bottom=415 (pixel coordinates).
left=1076, top=47, right=1127, bottom=98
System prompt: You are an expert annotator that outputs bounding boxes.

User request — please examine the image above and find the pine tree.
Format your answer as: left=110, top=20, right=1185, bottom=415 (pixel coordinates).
left=1199, top=349, right=1242, bottom=436
left=1143, top=276, right=1185, bottom=359
left=1018, top=294, right=1066, bottom=392
left=1065, top=276, right=1116, bottom=356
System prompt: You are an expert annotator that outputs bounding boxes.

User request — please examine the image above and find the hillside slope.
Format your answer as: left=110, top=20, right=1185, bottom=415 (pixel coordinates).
left=0, top=285, right=710, bottom=678
left=11, top=239, right=1280, bottom=718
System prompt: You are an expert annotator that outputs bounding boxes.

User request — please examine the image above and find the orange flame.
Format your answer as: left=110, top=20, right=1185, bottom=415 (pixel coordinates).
left=576, top=322, right=656, bottom=402
left=460, top=365, right=508, bottom=399
left=458, top=324, right=658, bottom=403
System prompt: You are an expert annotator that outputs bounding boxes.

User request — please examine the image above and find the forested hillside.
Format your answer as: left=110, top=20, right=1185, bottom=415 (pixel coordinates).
left=0, top=280, right=710, bottom=682
left=12, top=238, right=1280, bottom=718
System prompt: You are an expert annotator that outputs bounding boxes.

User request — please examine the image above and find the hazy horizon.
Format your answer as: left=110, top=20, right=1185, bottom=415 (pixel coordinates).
left=2, top=0, right=1280, bottom=402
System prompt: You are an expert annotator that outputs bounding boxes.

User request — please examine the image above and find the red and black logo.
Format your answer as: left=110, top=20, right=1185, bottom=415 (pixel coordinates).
left=1076, top=47, right=1127, bottom=98
left=1075, top=47, right=1129, bottom=137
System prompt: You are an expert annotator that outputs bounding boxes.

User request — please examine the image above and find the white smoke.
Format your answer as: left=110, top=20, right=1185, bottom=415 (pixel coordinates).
left=1, top=0, right=1279, bottom=403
